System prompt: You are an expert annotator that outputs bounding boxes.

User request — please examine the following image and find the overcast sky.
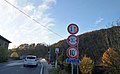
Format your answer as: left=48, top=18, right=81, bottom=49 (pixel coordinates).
left=0, top=0, right=120, bottom=49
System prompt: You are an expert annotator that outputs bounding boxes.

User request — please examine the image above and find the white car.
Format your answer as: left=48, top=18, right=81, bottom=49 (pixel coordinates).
left=23, top=55, right=38, bottom=67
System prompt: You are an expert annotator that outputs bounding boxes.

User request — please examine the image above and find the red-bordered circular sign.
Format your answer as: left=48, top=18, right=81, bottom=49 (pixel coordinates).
left=67, top=35, right=79, bottom=47
left=67, top=24, right=79, bottom=34
left=66, top=47, right=79, bottom=58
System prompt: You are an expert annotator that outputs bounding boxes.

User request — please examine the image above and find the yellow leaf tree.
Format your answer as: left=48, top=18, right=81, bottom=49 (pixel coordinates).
left=10, top=49, right=19, bottom=59
left=10, top=52, right=19, bottom=58
left=102, top=48, right=120, bottom=74
left=58, top=54, right=63, bottom=64
left=79, top=55, right=94, bottom=74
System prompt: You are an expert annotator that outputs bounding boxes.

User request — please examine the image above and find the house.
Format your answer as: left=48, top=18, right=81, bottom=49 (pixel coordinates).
left=0, top=35, right=11, bottom=49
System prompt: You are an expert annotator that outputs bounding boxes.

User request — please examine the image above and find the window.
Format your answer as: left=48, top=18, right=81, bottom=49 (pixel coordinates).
left=4, top=42, right=8, bottom=48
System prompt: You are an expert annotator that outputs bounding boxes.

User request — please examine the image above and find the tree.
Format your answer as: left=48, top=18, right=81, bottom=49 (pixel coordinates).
left=10, top=43, right=48, bottom=58
left=79, top=55, right=94, bottom=74
left=102, top=48, right=120, bottom=74
left=10, top=49, right=19, bottom=59
left=10, top=52, right=19, bottom=58
left=58, top=54, right=63, bottom=64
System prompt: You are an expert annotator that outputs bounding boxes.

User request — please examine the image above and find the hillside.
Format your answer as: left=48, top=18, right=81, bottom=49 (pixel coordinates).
left=9, top=26, right=120, bottom=65
left=51, top=26, right=120, bottom=65
left=9, top=43, right=48, bottom=58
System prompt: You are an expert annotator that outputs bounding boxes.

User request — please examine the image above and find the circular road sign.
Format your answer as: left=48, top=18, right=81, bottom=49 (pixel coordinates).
left=66, top=47, right=79, bottom=58
left=67, top=35, right=79, bottom=47
left=67, top=24, right=79, bottom=34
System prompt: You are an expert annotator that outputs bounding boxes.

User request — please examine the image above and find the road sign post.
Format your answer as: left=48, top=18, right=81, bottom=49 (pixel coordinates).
left=67, top=23, right=79, bottom=74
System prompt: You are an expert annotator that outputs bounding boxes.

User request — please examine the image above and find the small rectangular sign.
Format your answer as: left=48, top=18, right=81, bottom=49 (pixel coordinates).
left=66, top=58, right=80, bottom=63
left=55, top=48, right=59, bottom=54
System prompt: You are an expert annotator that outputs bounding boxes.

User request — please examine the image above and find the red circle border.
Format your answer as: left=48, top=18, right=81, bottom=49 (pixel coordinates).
left=66, top=47, right=79, bottom=58
left=67, top=35, right=79, bottom=47
left=67, top=24, right=79, bottom=34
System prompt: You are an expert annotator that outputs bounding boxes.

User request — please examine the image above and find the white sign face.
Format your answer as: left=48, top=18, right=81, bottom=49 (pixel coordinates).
left=68, top=24, right=79, bottom=34
left=55, top=48, right=59, bottom=54
left=67, top=35, right=79, bottom=47
left=66, top=47, right=79, bottom=58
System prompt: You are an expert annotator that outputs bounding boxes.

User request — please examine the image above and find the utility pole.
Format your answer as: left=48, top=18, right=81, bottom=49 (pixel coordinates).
left=48, top=47, right=51, bottom=64
left=55, top=52, right=58, bottom=68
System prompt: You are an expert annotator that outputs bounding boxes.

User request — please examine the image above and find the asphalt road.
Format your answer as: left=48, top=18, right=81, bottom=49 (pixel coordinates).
left=0, top=60, right=42, bottom=74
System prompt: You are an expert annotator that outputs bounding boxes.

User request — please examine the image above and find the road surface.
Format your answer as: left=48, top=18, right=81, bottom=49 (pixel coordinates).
left=0, top=59, right=52, bottom=74
left=0, top=60, right=42, bottom=74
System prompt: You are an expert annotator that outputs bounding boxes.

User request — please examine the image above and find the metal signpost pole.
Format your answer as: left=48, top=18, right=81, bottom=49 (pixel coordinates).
left=72, top=63, right=73, bottom=74
left=55, top=53, right=58, bottom=68
left=55, top=48, right=59, bottom=68
left=77, top=59, right=79, bottom=74
left=48, top=51, right=50, bottom=64
left=77, top=43, right=79, bottom=74
left=48, top=45, right=51, bottom=64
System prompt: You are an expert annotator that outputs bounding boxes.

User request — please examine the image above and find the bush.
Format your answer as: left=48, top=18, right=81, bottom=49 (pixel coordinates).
left=79, top=56, right=94, bottom=74
left=0, top=48, right=8, bottom=63
left=10, top=51, right=19, bottom=60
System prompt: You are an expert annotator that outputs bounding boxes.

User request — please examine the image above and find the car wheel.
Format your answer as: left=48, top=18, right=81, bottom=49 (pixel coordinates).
left=23, top=64, right=26, bottom=67
left=35, top=64, right=38, bottom=67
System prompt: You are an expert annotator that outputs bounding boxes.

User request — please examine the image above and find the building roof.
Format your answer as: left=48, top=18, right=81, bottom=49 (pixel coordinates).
left=0, top=35, right=11, bottom=43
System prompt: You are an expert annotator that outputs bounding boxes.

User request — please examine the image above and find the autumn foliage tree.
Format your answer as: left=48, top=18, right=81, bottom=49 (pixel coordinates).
left=102, top=48, right=120, bottom=74
left=58, top=54, right=63, bottom=64
left=10, top=43, right=48, bottom=58
left=10, top=48, right=19, bottom=59
left=79, top=55, right=94, bottom=74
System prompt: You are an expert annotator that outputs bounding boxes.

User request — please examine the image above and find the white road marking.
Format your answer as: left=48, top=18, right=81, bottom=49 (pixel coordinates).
left=6, top=62, right=23, bottom=66
left=40, top=64, right=43, bottom=74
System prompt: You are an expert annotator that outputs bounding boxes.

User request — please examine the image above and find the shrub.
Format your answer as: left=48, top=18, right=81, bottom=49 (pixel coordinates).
left=0, top=48, right=8, bottom=63
left=10, top=50, right=19, bottom=60
left=79, top=55, right=94, bottom=74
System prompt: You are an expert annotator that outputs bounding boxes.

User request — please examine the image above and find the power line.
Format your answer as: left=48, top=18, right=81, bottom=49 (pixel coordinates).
left=4, top=0, right=63, bottom=38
